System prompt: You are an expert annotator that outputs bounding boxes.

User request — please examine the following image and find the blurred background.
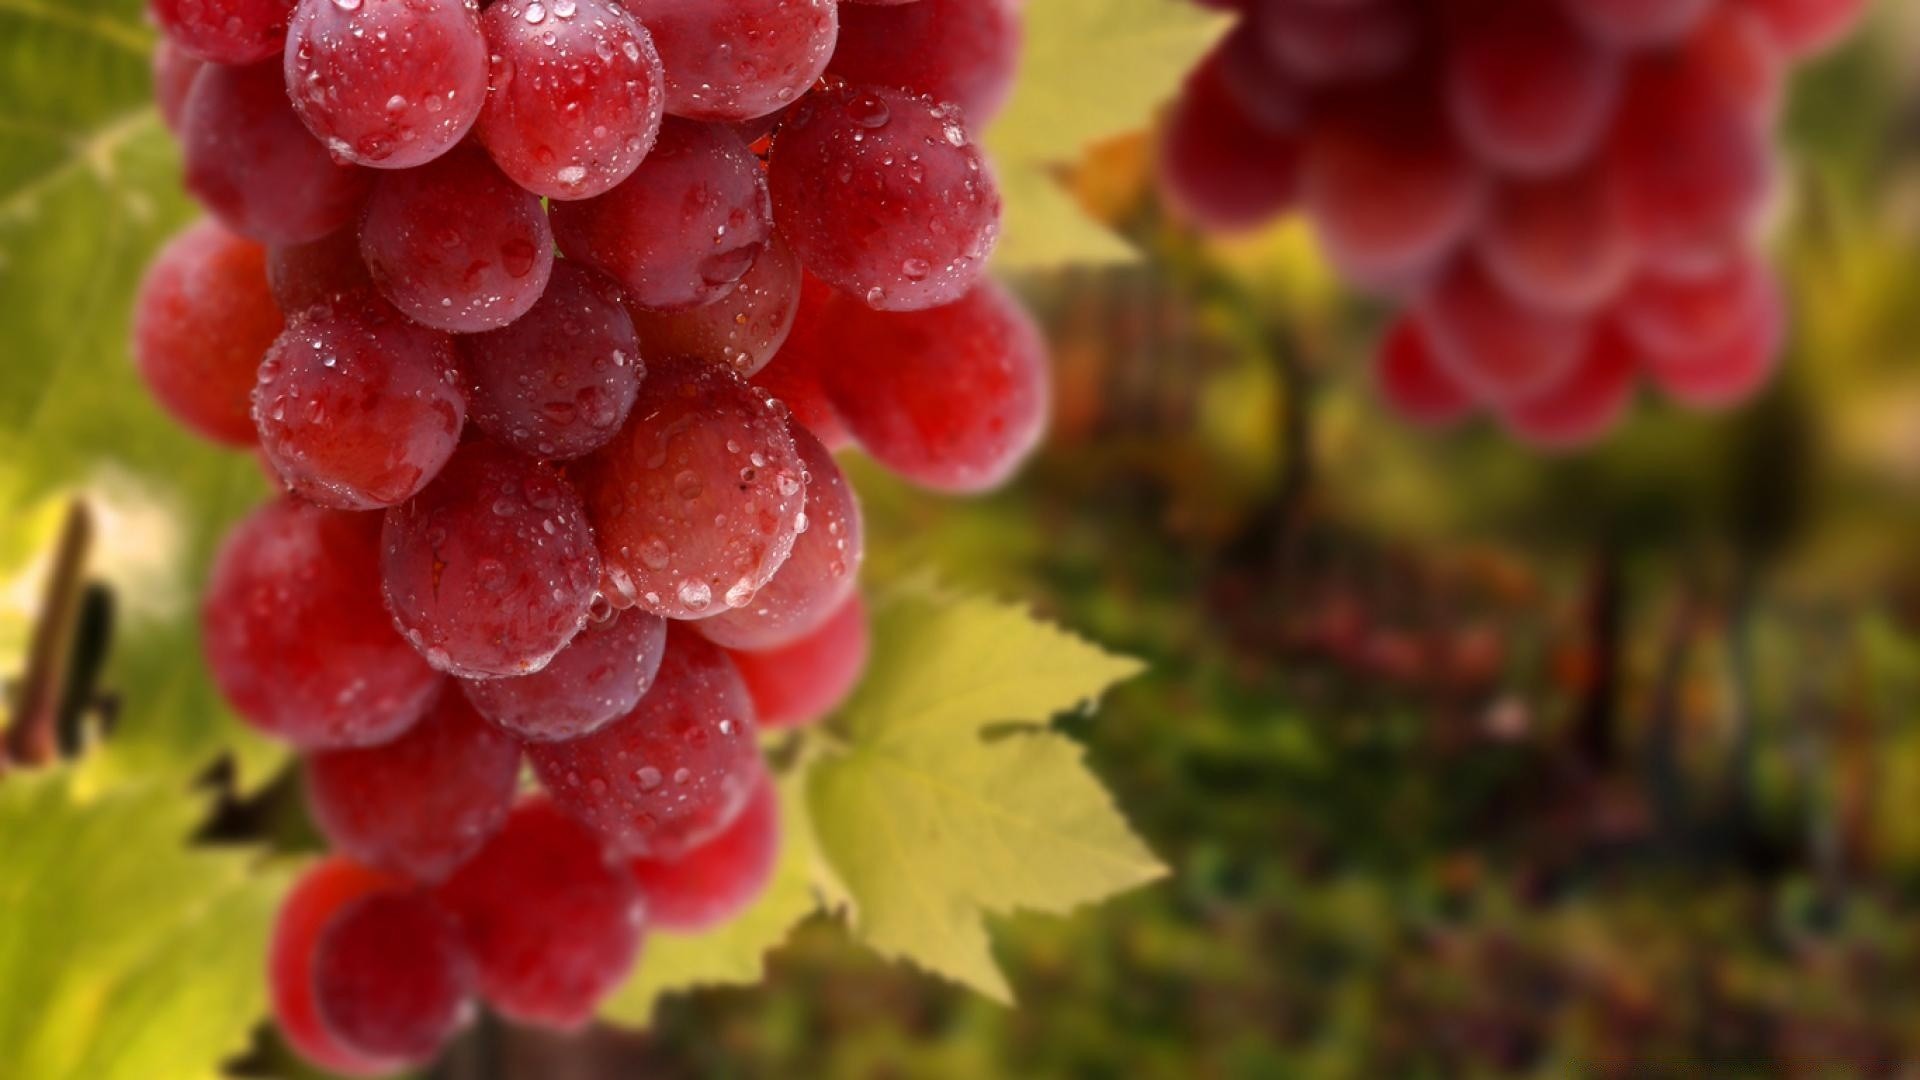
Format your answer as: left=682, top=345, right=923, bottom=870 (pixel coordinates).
left=6, top=1, right=1920, bottom=1077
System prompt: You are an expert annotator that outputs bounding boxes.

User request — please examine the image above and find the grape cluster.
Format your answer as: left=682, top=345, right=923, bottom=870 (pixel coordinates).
left=1160, top=0, right=1867, bottom=448
left=136, top=0, right=1034, bottom=1069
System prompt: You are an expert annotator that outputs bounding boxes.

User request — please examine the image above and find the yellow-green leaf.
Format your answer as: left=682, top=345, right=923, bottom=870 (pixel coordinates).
left=0, top=764, right=289, bottom=1080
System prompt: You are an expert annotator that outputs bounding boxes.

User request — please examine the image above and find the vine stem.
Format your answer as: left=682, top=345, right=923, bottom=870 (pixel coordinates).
left=3, top=499, right=94, bottom=772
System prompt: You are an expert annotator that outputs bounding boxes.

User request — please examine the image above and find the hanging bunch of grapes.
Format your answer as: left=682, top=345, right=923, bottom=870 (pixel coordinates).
left=1159, top=0, right=1868, bottom=448
left=134, top=0, right=1034, bottom=1070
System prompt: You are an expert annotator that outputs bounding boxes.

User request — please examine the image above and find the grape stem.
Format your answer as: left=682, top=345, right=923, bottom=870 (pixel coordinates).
left=3, top=500, right=94, bottom=772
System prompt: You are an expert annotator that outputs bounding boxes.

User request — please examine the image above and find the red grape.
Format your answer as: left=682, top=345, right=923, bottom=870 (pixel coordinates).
left=750, top=273, right=852, bottom=449
left=829, top=0, right=1022, bottom=124
left=435, top=799, right=646, bottom=1029
left=153, top=41, right=204, bottom=134
left=269, top=859, right=404, bottom=1078
left=528, top=627, right=763, bottom=857
left=816, top=281, right=1049, bottom=493
left=382, top=442, right=602, bottom=679
left=769, top=83, right=1001, bottom=311
left=306, top=689, right=522, bottom=882
left=1252, top=0, right=1418, bottom=85
left=459, top=261, right=642, bottom=461
left=1498, top=328, right=1639, bottom=450
left=550, top=118, right=772, bottom=312
left=1642, top=269, right=1785, bottom=410
left=1615, top=254, right=1766, bottom=359
left=204, top=498, right=442, bottom=749
left=311, top=890, right=474, bottom=1064
left=621, top=0, right=838, bottom=123
left=627, top=770, right=779, bottom=931
left=358, top=145, right=555, bottom=333
left=133, top=219, right=283, bottom=447
left=571, top=353, right=806, bottom=620
left=729, top=591, right=868, bottom=729
left=1444, top=1, right=1621, bottom=176
left=254, top=295, right=465, bottom=510
left=182, top=60, right=372, bottom=245
left=1213, top=21, right=1308, bottom=134
left=1685, top=3, right=1787, bottom=121
left=152, top=0, right=293, bottom=64
left=266, top=226, right=374, bottom=315
left=1416, top=257, right=1590, bottom=404
left=284, top=0, right=489, bottom=169
left=1475, top=166, right=1636, bottom=316
left=629, top=235, right=803, bottom=379
left=476, top=0, right=667, bottom=200
left=1373, top=315, right=1473, bottom=430
left=1559, top=0, right=1713, bottom=47
left=1739, top=0, right=1869, bottom=59
left=1158, top=44, right=1302, bottom=233
left=461, top=607, right=668, bottom=742
left=697, top=425, right=863, bottom=650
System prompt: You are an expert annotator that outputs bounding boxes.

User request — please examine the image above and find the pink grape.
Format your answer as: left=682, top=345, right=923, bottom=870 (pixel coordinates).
left=751, top=273, right=852, bottom=449
left=1642, top=269, right=1786, bottom=410
left=768, top=83, right=1001, bottom=311
left=697, top=425, right=863, bottom=650
left=829, top=0, right=1022, bottom=124
left=284, top=0, right=489, bottom=169
left=629, top=235, right=803, bottom=379
left=1559, top=0, right=1714, bottom=47
left=570, top=353, right=806, bottom=620
left=153, top=41, right=204, bottom=133
left=460, top=608, right=668, bottom=742
left=311, top=890, right=474, bottom=1064
left=133, top=219, right=283, bottom=447
left=1444, top=1, right=1621, bottom=176
left=204, top=498, right=442, bottom=749
left=306, top=689, right=522, bottom=882
left=1252, top=0, right=1419, bottom=84
left=476, top=0, right=667, bottom=200
left=1475, top=166, right=1636, bottom=316
left=1373, top=315, right=1474, bottom=430
left=1213, top=21, right=1308, bottom=135
left=1686, top=3, right=1787, bottom=121
left=381, top=441, right=602, bottom=679
left=151, top=0, right=293, bottom=64
left=621, top=0, right=838, bottom=123
left=1158, top=44, right=1302, bottom=233
left=182, top=60, right=372, bottom=245
left=816, top=281, right=1049, bottom=493
left=1615, top=255, right=1767, bottom=359
left=550, top=118, right=772, bottom=312
left=527, top=626, right=763, bottom=857
left=254, top=295, right=466, bottom=510
left=729, top=591, right=869, bottom=730
left=269, top=859, right=406, bottom=1078
left=627, top=770, right=780, bottom=931
left=358, top=145, right=555, bottom=333
left=434, top=799, right=646, bottom=1030
left=1740, top=0, right=1869, bottom=59
left=266, top=226, right=374, bottom=315
left=458, top=261, right=642, bottom=461
left=1498, top=328, right=1640, bottom=450
left=1416, top=257, right=1590, bottom=404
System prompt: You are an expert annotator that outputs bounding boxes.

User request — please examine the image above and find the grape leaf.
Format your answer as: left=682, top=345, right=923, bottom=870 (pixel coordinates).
left=806, top=589, right=1161, bottom=1002
left=0, top=763, right=288, bottom=1080
left=987, top=0, right=1225, bottom=270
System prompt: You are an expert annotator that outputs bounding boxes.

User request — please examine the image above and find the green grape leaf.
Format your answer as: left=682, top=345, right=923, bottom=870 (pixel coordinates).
left=0, top=763, right=289, bottom=1080
left=806, top=589, right=1161, bottom=1002
left=987, top=0, right=1225, bottom=269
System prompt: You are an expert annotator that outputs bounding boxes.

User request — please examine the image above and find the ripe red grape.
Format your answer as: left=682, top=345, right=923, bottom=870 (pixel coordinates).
left=133, top=219, right=283, bottom=447
left=570, top=353, right=805, bottom=619
left=769, top=83, right=1001, bottom=311
left=306, top=689, right=522, bottom=882
left=1158, top=45, right=1302, bottom=233
left=528, top=626, right=763, bottom=857
left=1416, top=258, right=1590, bottom=404
left=629, top=235, right=803, bottom=379
left=284, top=0, right=489, bottom=169
left=621, top=0, right=838, bottom=123
left=434, top=799, right=646, bottom=1029
left=751, top=273, right=852, bottom=449
left=1475, top=166, right=1636, bottom=316
left=461, top=607, right=668, bottom=742
left=829, top=0, right=1022, bottom=124
left=816, top=281, right=1049, bottom=493
left=269, top=859, right=404, bottom=1078
left=204, top=498, right=442, bottom=749
left=1373, top=315, right=1473, bottom=430
left=254, top=295, right=465, bottom=510
left=1560, top=0, right=1713, bottom=47
left=729, top=591, right=868, bottom=730
left=1444, top=1, right=1621, bottom=176
left=152, top=0, right=293, bottom=64
left=311, top=890, right=474, bottom=1064
left=550, top=118, right=772, bottom=312
left=1642, top=269, right=1785, bottom=410
left=358, top=145, right=555, bottom=333
left=382, top=441, right=602, bottom=679
left=1498, top=328, right=1640, bottom=450
left=627, top=770, right=779, bottom=931
left=1740, top=0, right=1869, bottom=59
left=153, top=41, right=204, bottom=134
left=1685, top=3, right=1787, bottom=121
left=459, top=261, right=642, bottom=461
left=697, top=425, right=863, bottom=650
left=182, top=60, right=372, bottom=245
left=266, top=226, right=374, bottom=315
left=1252, top=0, right=1419, bottom=85
left=476, top=0, right=667, bottom=200
left=1615, top=255, right=1767, bottom=359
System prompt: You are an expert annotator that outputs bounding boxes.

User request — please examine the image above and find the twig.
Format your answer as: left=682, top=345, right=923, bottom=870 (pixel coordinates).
left=3, top=499, right=94, bottom=771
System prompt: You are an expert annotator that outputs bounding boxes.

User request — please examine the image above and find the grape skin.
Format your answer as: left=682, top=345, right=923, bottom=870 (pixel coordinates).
left=254, top=295, right=466, bottom=511
left=729, top=591, right=869, bottom=730
left=1642, top=268, right=1786, bottom=410
left=1415, top=258, right=1590, bottom=405
left=381, top=441, right=603, bottom=679
left=1159, top=42, right=1301, bottom=235
left=204, top=498, right=443, bottom=750
left=306, top=688, right=522, bottom=883
left=1474, top=166, right=1636, bottom=316
left=629, top=235, right=804, bottom=379
left=133, top=219, right=283, bottom=447
left=750, top=273, right=853, bottom=450
left=1498, top=328, right=1640, bottom=451
left=621, top=0, right=838, bottom=123
left=1615, top=255, right=1766, bottom=359
left=829, top=0, right=1022, bottom=124
left=461, top=608, right=668, bottom=743
left=310, top=890, right=474, bottom=1064
left=1443, top=1, right=1622, bottom=177
left=627, top=770, right=780, bottom=931
left=152, top=41, right=204, bottom=134
left=269, top=859, right=406, bottom=1078
left=152, top=0, right=293, bottom=65
left=266, top=226, right=374, bottom=316
left=1373, top=315, right=1473, bottom=431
